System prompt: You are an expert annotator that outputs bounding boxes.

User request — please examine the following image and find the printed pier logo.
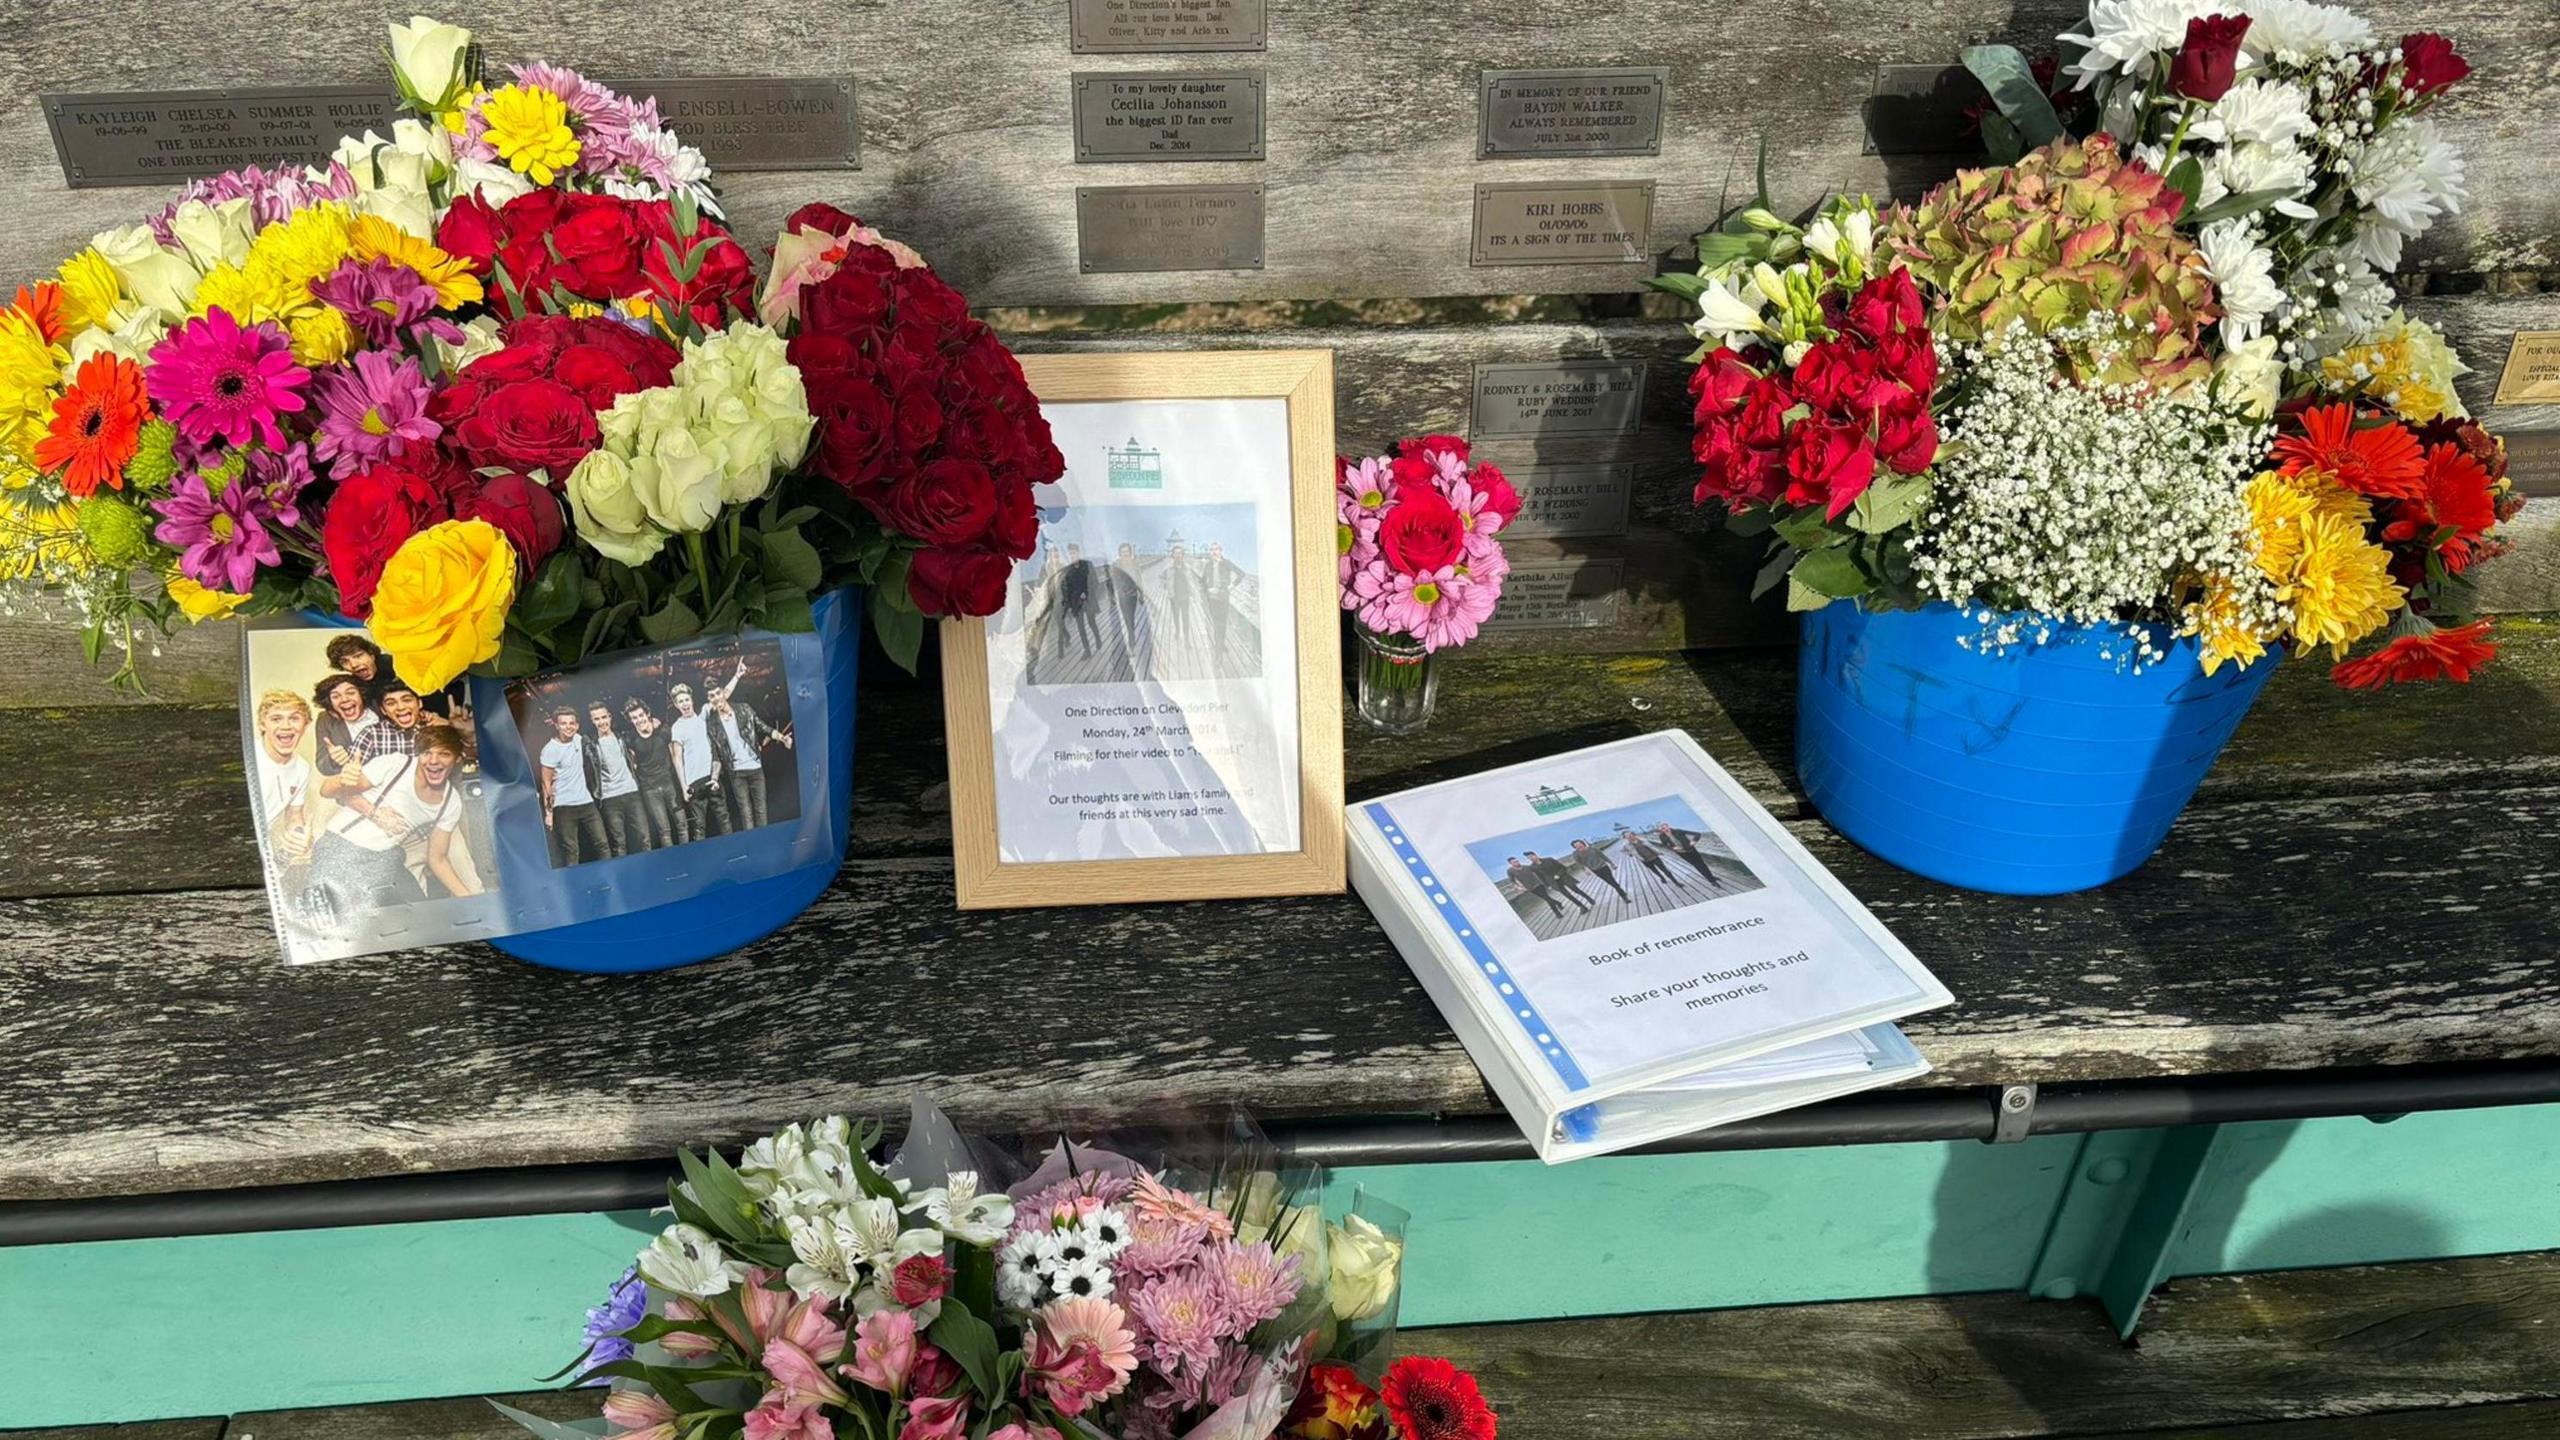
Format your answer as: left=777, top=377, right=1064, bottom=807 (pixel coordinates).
left=1527, top=784, right=1586, bottom=815
left=1106, top=437, right=1164, bottom=490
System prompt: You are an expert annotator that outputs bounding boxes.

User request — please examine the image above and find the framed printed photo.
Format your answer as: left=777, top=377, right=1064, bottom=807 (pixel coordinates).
left=941, top=349, right=1345, bottom=908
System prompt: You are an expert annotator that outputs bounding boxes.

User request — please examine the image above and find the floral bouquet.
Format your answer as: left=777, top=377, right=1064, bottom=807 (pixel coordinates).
left=502, top=1104, right=1492, bottom=1440
left=1335, top=436, right=1518, bottom=730
left=1650, top=0, right=2514, bottom=687
left=0, top=14, right=1061, bottom=693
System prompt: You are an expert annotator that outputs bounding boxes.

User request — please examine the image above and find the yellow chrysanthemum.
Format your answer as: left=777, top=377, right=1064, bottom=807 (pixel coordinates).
left=2242, top=473, right=2317, bottom=583
left=249, top=202, right=357, bottom=295
left=287, top=305, right=357, bottom=366
left=166, top=572, right=249, bottom=622
left=2192, top=574, right=2272, bottom=677
left=55, top=249, right=123, bottom=333
left=349, top=215, right=484, bottom=308
left=187, top=262, right=293, bottom=324
left=0, top=306, right=65, bottom=463
left=0, top=495, right=83, bottom=582
left=480, top=84, right=580, bottom=186
left=2321, top=311, right=2468, bottom=424
left=439, top=87, right=488, bottom=138
left=2283, top=510, right=2402, bottom=657
left=2274, top=467, right=2372, bottom=529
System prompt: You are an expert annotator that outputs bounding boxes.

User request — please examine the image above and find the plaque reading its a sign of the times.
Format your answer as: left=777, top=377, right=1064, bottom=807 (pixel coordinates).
left=1481, top=559, right=1627, bottom=632
left=1077, top=184, right=1266, bottom=272
left=609, top=77, right=859, bottom=171
left=42, top=87, right=401, bottom=188
left=1073, top=72, right=1266, bottom=162
left=1471, top=180, right=1656, bottom=266
left=2494, top=331, right=2560, bottom=406
left=1500, top=463, right=1637, bottom=539
left=1471, top=360, right=1649, bottom=439
left=1069, top=0, right=1268, bottom=53
left=1479, top=67, right=1669, bottom=159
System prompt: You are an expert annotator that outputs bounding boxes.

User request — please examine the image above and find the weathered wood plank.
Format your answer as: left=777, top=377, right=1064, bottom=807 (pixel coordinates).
left=0, top=1422, right=223, bottom=1440
left=7, top=765, right=2559, bottom=1201
left=2140, top=1400, right=2560, bottom=1437
left=217, top=1390, right=594, bottom=1440
left=0, top=1, right=2548, bottom=305
left=1408, top=1252, right=2560, bottom=1439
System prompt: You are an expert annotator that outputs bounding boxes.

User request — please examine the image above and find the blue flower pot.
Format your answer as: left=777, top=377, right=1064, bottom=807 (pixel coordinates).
left=1795, top=601, right=2277, bottom=895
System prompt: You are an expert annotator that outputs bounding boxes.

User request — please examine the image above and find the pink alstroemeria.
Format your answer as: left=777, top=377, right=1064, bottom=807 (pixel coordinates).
left=658, top=1298, right=721, bottom=1358
left=897, top=1393, right=970, bottom=1440
left=601, top=1390, right=678, bottom=1440
left=742, top=1390, right=835, bottom=1440
left=842, top=1307, right=919, bottom=1396
left=985, top=1427, right=1064, bottom=1440
left=764, top=1332, right=854, bottom=1410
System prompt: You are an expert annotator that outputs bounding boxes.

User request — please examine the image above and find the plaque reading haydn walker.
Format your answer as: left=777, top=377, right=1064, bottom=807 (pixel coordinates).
left=609, top=77, right=858, bottom=171
left=1073, top=72, right=1266, bottom=162
left=1480, top=67, right=1669, bottom=159
left=1472, top=181, right=1656, bottom=266
left=1472, top=360, right=1649, bottom=439
left=43, top=87, right=400, bottom=188
left=1078, top=185, right=1266, bottom=273
left=1070, top=0, right=1268, bottom=53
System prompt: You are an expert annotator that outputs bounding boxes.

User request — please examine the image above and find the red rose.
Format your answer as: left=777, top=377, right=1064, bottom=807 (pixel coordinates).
left=890, top=1254, right=951, bottom=1309
left=641, top=214, right=755, bottom=329
left=1876, top=328, right=1939, bottom=395
left=895, top=270, right=972, bottom=333
left=454, top=470, right=566, bottom=570
left=551, top=194, right=647, bottom=299
left=432, top=192, right=504, bottom=276
left=881, top=456, right=998, bottom=545
left=1875, top=392, right=1941, bottom=475
left=783, top=201, right=860, bottom=235
left=1690, top=348, right=1760, bottom=424
left=1845, top=269, right=1925, bottom=342
left=1784, top=420, right=1880, bottom=519
left=988, top=479, right=1039, bottom=559
left=443, top=377, right=599, bottom=476
left=1794, top=340, right=1884, bottom=414
left=801, top=247, right=899, bottom=338
left=1469, top=461, right=1523, bottom=529
left=1737, top=379, right=1791, bottom=448
left=2398, top=32, right=2469, bottom=98
left=909, top=545, right=1011, bottom=617
left=2170, top=14, right=2251, bottom=102
left=432, top=318, right=675, bottom=477
left=1397, top=433, right=1470, bottom=465
left=1380, top=489, right=1467, bottom=573
left=1387, top=454, right=1436, bottom=493
left=322, top=458, right=461, bottom=617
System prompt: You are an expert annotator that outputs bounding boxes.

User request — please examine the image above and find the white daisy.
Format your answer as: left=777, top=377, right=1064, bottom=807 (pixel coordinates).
left=2062, top=0, right=2220, bottom=87
left=2238, top=0, right=2376, bottom=64
left=2197, top=220, right=2281, bottom=343
left=1077, top=1205, right=1133, bottom=1260
left=998, top=1234, right=1049, bottom=1308
left=1052, top=1255, right=1115, bottom=1303
left=2193, top=78, right=2316, bottom=151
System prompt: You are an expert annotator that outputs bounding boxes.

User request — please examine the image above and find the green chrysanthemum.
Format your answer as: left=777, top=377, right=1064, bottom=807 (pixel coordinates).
left=123, top=418, right=179, bottom=493
left=74, top=494, right=152, bottom=569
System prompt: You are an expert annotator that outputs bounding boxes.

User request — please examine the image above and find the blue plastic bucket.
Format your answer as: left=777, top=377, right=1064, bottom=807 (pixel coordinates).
left=1795, top=601, right=2277, bottom=895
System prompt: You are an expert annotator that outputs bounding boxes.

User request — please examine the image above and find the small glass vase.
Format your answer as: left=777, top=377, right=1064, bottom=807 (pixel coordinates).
left=1355, top=623, right=1439, bottom=735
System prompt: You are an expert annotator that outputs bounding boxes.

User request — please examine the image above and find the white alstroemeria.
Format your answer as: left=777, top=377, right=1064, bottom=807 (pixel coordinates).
left=2061, top=0, right=2220, bottom=87
left=2192, top=78, right=2315, bottom=151
left=906, top=1170, right=1016, bottom=1246
left=637, top=1223, right=750, bottom=1299
left=736, top=1123, right=812, bottom=1202
left=1689, top=271, right=1773, bottom=349
left=2237, top=0, right=2374, bottom=64
left=2204, top=141, right=2317, bottom=220
left=432, top=314, right=505, bottom=373
left=2196, top=221, right=2281, bottom=344
left=832, top=1195, right=905, bottom=1270
left=387, top=15, right=473, bottom=112
left=782, top=1211, right=862, bottom=1302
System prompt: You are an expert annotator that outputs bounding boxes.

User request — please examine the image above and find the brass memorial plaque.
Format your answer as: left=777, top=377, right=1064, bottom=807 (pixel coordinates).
left=2494, top=332, right=2560, bottom=406
left=1479, top=67, right=1669, bottom=159
left=41, top=87, right=401, bottom=188
left=1076, top=184, right=1267, bottom=272
left=1501, top=462, right=1637, bottom=539
left=611, top=77, right=860, bottom=171
left=1470, top=180, right=1656, bottom=267
left=1471, top=360, right=1649, bottom=439
left=1072, top=71, right=1266, bottom=162
left=1068, top=0, right=1268, bottom=53
left=1480, top=559, right=1627, bottom=632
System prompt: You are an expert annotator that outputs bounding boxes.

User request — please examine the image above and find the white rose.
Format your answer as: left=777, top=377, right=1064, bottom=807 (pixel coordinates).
left=433, top=314, right=505, bottom=374
left=1327, top=1212, right=1404, bottom=1323
left=628, top=430, right=725, bottom=535
left=165, top=198, right=255, bottom=271
left=453, top=155, right=535, bottom=208
left=565, top=449, right=669, bottom=565
left=89, top=224, right=201, bottom=319
left=387, top=16, right=473, bottom=111
left=66, top=309, right=168, bottom=369
left=353, top=185, right=436, bottom=240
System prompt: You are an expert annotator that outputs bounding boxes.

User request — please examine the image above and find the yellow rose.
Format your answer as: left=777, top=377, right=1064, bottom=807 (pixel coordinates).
left=1327, top=1212, right=1404, bottom=1323
left=166, top=574, right=248, bottom=622
left=370, top=519, right=516, bottom=693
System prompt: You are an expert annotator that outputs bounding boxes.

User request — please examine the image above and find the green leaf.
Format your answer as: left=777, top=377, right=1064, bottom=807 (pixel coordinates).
left=80, top=618, right=104, bottom=666
left=1724, top=505, right=1777, bottom=539
left=641, top=597, right=704, bottom=645
left=925, top=1300, right=1002, bottom=1400
left=1770, top=507, right=1846, bottom=553
left=1847, top=473, right=1931, bottom=536
left=491, top=628, right=544, bottom=678
left=1790, top=544, right=1874, bottom=603
left=2165, top=155, right=2204, bottom=211
left=1693, top=232, right=1766, bottom=271
left=516, top=552, right=584, bottom=638
left=1749, top=547, right=1795, bottom=602
left=955, top=1243, right=997, bottom=1321
left=1981, top=111, right=2023, bottom=166
left=674, top=1149, right=755, bottom=1241
left=1646, top=271, right=1708, bottom=301
left=2183, top=186, right=2297, bottom=227
left=764, top=504, right=821, bottom=532
left=1752, top=133, right=1772, bottom=212
left=1962, top=45, right=2064, bottom=149
left=762, top=527, right=823, bottom=591
left=759, top=588, right=816, bottom=634
left=1786, top=574, right=1839, bottom=612
left=872, top=602, right=924, bottom=675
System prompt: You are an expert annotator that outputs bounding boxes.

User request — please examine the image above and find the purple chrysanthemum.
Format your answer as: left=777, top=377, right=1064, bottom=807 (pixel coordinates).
left=309, top=257, right=443, bottom=348
left=1207, top=1239, right=1299, bottom=1328
left=147, top=310, right=309, bottom=451
left=510, top=63, right=618, bottom=129
left=1124, top=1270, right=1235, bottom=1366
left=246, top=443, right=316, bottom=529
left=153, top=470, right=281, bottom=594
left=574, top=1266, right=648, bottom=1386
left=311, top=350, right=438, bottom=466
left=150, top=163, right=357, bottom=242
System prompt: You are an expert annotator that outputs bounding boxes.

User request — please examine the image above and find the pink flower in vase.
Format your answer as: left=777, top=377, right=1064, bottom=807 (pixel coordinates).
left=1451, top=461, right=1522, bottom=536
left=1362, top=565, right=1498, bottom=653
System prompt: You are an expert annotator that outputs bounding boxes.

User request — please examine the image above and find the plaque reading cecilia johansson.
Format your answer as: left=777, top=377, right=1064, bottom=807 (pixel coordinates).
left=1073, top=72, right=1266, bottom=162
left=1479, top=67, right=1669, bottom=159
left=43, top=87, right=400, bottom=187
left=1069, top=0, right=1268, bottom=53
left=1472, top=180, right=1656, bottom=266
left=1471, top=360, right=1649, bottom=439
left=609, top=78, right=858, bottom=170
left=1077, top=185, right=1266, bottom=272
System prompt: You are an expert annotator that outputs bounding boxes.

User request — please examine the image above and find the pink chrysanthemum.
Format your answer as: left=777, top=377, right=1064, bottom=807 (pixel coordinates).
left=151, top=163, right=357, bottom=242
left=510, top=63, right=618, bottom=130
left=246, top=443, right=315, bottom=529
left=1129, top=1173, right=1231, bottom=1240
left=310, top=257, right=448, bottom=348
left=1360, top=565, right=1498, bottom=653
left=1125, top=1270, right=1235, bottom=1364
left=153, top=471, right=281, bottom=593
left=1338, top=455, right=1397, bottom=520
left=1207, top=1239, right=1300, bottom=1326
left=147, top=310, right=309, bottom=451
left=312, top=350, right=438, bottom=466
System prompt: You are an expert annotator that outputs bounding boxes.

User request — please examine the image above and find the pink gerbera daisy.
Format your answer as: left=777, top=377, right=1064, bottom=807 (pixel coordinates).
left=1361, top=565, right=1498, bottom=653
left=147, top=310, right=309, bottom=451
left=312, top=350, right=438, bottom=466
left=1039, top=1296, right=1138, bottom=1391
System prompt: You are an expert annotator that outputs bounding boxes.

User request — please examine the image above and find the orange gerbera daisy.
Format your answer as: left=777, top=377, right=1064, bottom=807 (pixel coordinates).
left=2271, top=403, right=2425, bottom=500
left=2332, top=618, right=2498, bottom=689
left=10, top=281, right=66, bottom=345
left=33, top=353, right=149, bottom=497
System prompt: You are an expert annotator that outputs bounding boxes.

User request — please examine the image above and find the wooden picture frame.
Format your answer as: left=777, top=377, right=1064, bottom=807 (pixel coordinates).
left=941, top=349, right=1345, bottom=909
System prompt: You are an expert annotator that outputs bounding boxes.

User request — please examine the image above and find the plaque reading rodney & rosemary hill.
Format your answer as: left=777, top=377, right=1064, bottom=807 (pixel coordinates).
left=1073, top=71, right=1266, bottom=162
left=1069, top=0, right=1268, bottom=53
left=42, top=87, right=401, bottom=188
left=1077, top=184, right=1266, bottom=272
left=1472, top=360, right=1649, bottom=439
left=1471, top=180, right=1656, bottom=267
left=609, top=77, right=859, bottom=170
left=1479, top=67, right=1669, bottom=159
left=1501, top=462, right=1637, bottom=539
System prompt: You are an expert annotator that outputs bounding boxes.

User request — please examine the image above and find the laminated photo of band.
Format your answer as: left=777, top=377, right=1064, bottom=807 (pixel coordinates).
left=1464, top=795, right=1768, bottom=943
left=504, top=633, right=802, bottom=869
left=1013, top=501, right=1262, bottom=687
left=243, top=627, right=496, bottom=959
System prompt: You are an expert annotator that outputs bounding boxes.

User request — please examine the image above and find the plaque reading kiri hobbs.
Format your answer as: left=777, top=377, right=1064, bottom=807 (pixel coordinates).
left=1472, top=360, right=1649, bottom=439
left=1069, top=0, right=1268, bottom=52
left=609, top=77, right=858, bottom=170
left=1472, top=180, right=1656, bottom=266
left=1077, top=184, right=1266, bottom=272
left=1073, top=71, right=1266, bottom=162
left=1480, top=67, right=1669, bottom=159
left=43, top=87, right=400, bottom=187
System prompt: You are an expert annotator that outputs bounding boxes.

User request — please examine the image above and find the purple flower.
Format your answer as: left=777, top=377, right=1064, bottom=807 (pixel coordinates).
left=246, top=443, right=316, bottom=528
left=311, top=350, right=438, bottom=467
left=153, top=470, right=281, bottom=594
left=510, top=63, right=619, bottom=129
left=575, top=1266, right=648, bottom=1386
left=1124, top=1270, right=1235, bottom=1366
left=310, top=258, right=443, bottom=348
left=146, top=310, right=309, bottom=451
left=150, top=163, right=356, bottom=242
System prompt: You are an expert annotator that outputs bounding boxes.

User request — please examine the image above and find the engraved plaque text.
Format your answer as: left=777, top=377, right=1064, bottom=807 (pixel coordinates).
left=42, top=87, right=401, bottom=188
left=1073, top=71, right=1265, bottom=162
left=1480, top=67, right=1668, bottom=159
left=1069, top=0, right=1267, bottom=53
left=2494, top=331, right=2560, bottom=406
left=1500, top=463, right=1637, bottom=539
left=1077, top=184, right=1266, bottom=273
left=1471, top=181, right=1655, bottom=266
left=611, top=77, right=859, bottom=171
left=1482, top=559, right=1626, bottom=632
left=1472, top=361, right=1649, bottom=439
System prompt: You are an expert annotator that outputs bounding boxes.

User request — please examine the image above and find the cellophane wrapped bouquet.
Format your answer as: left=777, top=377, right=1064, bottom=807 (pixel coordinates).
left=1652, top=0, right=2518, bottom=687
left=503, top=1105, right=1495, bottom=1440
left=0, top=14, right=1060, bottom=692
